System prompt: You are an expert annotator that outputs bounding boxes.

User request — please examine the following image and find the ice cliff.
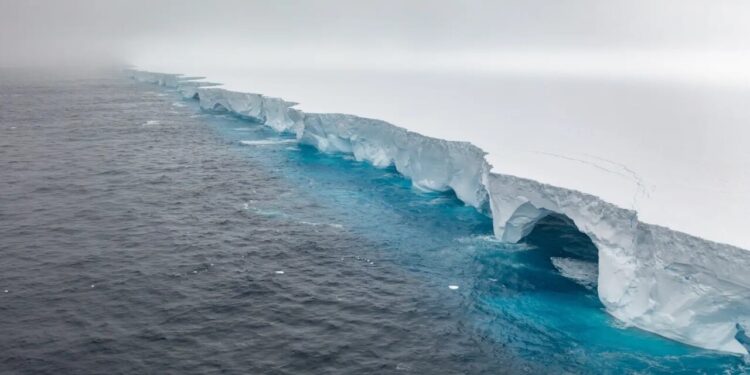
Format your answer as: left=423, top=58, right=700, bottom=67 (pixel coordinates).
left=128, top=70, right=750, bottom=355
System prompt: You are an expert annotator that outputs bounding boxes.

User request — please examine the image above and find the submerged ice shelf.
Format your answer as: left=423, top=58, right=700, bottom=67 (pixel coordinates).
left=129, top=69, right=750, bottom=355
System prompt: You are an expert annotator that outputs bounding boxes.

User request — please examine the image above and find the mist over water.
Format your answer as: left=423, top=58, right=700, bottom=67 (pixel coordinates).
left=3, top=0, right=750, bottom=85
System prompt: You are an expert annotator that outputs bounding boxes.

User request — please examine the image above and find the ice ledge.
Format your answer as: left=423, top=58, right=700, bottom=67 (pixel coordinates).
left=128, top=69, right=750, bottom=355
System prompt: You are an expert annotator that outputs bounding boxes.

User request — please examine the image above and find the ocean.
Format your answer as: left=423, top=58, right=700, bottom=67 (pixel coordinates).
left=0, top=69, right=746, bottom=374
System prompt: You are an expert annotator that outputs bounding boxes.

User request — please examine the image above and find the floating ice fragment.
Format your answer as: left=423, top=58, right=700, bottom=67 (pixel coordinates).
left=240, top=139, right=296, bottom=146
left=551, top=257, right=598, bottom=290
left=299, top=220, right=344, bottom=229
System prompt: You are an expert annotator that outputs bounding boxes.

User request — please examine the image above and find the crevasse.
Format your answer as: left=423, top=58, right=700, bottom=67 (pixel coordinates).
left=128, top=70, right=750, bottom=355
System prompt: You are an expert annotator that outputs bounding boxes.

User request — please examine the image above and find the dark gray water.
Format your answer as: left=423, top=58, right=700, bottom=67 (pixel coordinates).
left=0, top=70, right=528, bottom=374
left=1, top=70, right=746, bottom=374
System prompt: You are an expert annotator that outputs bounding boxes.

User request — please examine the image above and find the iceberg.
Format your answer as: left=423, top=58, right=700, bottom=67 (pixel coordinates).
left=127, top=69, right=750, bottom=355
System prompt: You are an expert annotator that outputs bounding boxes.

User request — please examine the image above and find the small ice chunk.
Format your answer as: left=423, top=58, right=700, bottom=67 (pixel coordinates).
left=550, top=257, right=598, bottom=290
left=240, top=139, right=296, bottom=146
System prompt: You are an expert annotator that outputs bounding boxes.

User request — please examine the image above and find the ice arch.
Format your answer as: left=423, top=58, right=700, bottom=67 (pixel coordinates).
left=486, top=172, right=750, bottom=354
left=485, top=173, right=642, bottom=325
left=520, top=213, right=599, bottom=259
left=519, top=212, right=600, bottom=290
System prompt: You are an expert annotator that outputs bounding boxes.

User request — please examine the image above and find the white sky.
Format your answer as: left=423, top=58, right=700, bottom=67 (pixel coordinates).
left=3, top=0, right=750, bottom=75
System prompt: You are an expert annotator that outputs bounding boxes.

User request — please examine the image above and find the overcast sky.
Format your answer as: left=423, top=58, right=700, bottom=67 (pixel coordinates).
left=2, top=0, right=750, bottom=83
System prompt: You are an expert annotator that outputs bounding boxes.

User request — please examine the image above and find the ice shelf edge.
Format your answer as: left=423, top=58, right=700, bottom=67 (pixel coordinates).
left=127, top=69, right=750, bottom=355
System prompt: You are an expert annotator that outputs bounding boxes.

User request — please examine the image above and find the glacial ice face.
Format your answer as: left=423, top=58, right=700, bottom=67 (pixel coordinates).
left=483, top=173, right=639, bottom=311
left=196, top=88, right=303, bottom=135
left=484, top=173, right=750, bottom=354
left=175, top=81, right=221, bottom=99
left=128, top=70, right=220, bottom=99
left=621, top=224, right=750, bottom=354
left=128, top=69, right=750, bottom=355
left=299, top=113, right=490, bottom=210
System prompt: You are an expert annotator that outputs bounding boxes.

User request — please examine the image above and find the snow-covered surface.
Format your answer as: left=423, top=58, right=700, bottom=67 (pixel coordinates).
left=128, top=69, right=750, bottom=355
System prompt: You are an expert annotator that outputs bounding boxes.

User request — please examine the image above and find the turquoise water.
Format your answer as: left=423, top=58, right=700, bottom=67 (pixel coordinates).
left=191, top=89, right=748, bottom=374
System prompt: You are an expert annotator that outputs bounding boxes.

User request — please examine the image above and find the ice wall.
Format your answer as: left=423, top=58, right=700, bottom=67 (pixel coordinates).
left=485, top=173, right=750, bottom=354
left=300, top=113, right=489, bottom=209
left=127, top=70, right=750, bottom=355
left=196, top=88, right=303, bottom=134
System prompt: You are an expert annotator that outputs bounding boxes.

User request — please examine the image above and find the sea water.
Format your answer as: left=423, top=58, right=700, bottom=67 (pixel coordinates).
left=0, top=69, right=746, bottom=374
